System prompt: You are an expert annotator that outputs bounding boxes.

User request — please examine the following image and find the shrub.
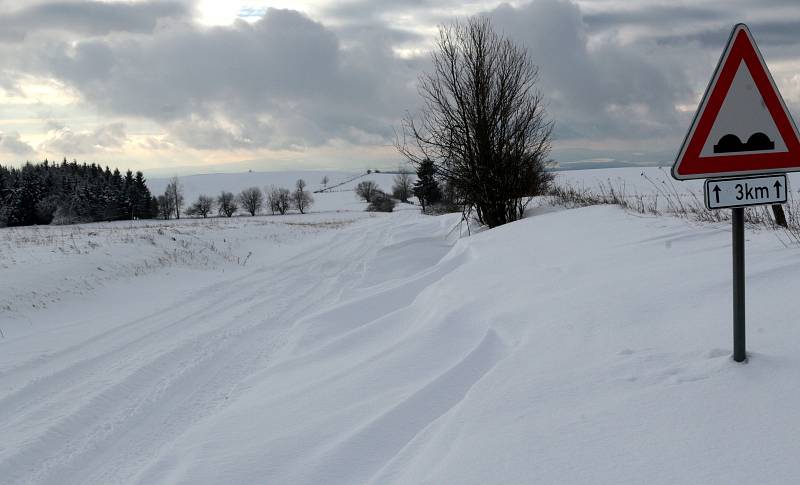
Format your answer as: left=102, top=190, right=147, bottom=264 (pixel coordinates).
left=367, top=192, right=396, bottom=212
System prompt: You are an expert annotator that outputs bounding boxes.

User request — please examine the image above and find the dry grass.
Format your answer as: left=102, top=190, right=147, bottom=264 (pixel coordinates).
left=549, top=171, right=800, bottom=245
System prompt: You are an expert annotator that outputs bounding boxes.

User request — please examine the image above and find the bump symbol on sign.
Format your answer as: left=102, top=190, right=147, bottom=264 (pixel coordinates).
left=713, top=132, right=774, bottom=153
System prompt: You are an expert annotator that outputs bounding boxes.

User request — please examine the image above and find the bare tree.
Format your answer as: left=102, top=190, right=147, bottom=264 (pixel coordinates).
left=217, top=191, right=238, bottom=217
left=392, top=167, right=413, bottom=203
left=396, top=17, right=554, bottom=228
left=321, top=175, right=329, bottom=189
left=293, top=179, right=314, bottom=214
left=186, top=195, right=214, bottom=218
left=355, top=180, right=379, bottom=203
left=267, top=186, right=292, bottom=215
left=238, top=187, right=264, bottom=216
left=165, top=176, right=184, bottom=220
left=157, top=193, right=174, bottom=220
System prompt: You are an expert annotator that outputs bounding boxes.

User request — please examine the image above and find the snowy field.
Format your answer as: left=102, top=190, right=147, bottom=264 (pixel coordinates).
left=3, top=168, right=800, bottom=484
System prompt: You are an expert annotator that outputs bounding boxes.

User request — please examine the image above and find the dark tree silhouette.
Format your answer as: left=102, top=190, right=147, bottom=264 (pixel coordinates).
left=267, top=186, right=292, bottom=215
left=412, top=159, right=441, bottom=211
left=217, top=191, right=238, bottom=217
left=397, top=17, right=554, bottom=227
left=238, top=187, right=264, bottom=216
left=355, top=180, right=379, bottom=203
left=186, top=195, right=215, bottom=218
left=292, top=179, right=313, bottom=214
left=0, top=159, right=157, bottom=227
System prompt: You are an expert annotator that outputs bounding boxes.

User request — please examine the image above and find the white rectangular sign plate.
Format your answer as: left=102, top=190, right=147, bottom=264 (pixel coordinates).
left=705, top=173, right=788, bottom=209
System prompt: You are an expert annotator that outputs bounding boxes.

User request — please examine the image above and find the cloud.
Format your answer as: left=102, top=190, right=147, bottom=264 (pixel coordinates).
left=0, top=0, right=798, bottom=169
left=0, top=1, right=191, bottom=42
left=40, top=122, right=128, bottom=155
left=0, top=132, right=35, bottom=155
left=584, top=5, right=721, bottom=30
left=487, top=0, right=691, bottom=150
left=24, top=7, right=420, bottom=151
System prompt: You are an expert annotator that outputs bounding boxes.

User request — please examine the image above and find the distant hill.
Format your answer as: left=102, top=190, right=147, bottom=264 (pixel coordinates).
left=148, top=170, right=408, bottom=213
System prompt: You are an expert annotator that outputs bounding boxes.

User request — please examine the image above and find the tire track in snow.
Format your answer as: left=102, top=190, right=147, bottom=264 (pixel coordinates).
left=140, top=217, right=506, bottom=485
left=0, top=215, right=400, bottom=485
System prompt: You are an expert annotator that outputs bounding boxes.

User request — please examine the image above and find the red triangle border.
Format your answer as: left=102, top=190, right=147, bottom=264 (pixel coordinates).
left=673, top=24, right=800, bottom=179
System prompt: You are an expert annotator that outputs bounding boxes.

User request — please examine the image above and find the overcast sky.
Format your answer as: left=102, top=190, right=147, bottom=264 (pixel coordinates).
left=1, top=0, right=799, bottom=174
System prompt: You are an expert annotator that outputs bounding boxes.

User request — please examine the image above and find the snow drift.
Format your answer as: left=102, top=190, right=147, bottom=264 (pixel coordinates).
left=2, top=168, right=800, bottom=484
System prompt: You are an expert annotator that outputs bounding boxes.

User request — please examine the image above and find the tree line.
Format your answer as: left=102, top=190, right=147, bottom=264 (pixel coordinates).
left=0, top=158, right=444, bottom=227
left=0, top=161, right=322, bottom=227
left=356, top=166, right=446, bottom=213
left=160, top=178, right=315, bottom=220
left=0, top=159, right=157, bottom=227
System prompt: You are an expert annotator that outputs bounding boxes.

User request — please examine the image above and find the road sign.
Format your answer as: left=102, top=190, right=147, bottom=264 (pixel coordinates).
left=672, top=23, right=800, bottom=180
left=704, top=173, right=788, bottom=209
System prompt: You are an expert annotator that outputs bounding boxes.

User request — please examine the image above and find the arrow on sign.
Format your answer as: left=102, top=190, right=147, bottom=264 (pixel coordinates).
left=774, top=179, right=783, bottom=198
left=713, top=184, right=721, bottom=203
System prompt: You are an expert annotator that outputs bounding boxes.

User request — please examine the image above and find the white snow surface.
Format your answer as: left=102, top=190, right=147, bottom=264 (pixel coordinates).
left=2, top=167, right=800, bottom=484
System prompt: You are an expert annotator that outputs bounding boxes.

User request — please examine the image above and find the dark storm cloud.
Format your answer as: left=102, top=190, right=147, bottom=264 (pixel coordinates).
left=0, top=132, right=35, bottom=155
left=580, top=2, right=800, bottom=50
left=584, top=5, right=721, bottom=30
left=0, top=1, right=190, bottom=42
left=487, top=0, right=691, bottom=141
left=653, top=20, right=800, bottom=49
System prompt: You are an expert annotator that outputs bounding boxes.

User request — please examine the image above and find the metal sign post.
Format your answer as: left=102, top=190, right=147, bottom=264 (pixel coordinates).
left=731, top=207, right=746, bottom=362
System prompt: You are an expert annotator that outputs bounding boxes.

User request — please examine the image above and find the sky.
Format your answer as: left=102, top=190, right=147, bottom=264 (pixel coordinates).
left=1, top=0, right=800, bottom=175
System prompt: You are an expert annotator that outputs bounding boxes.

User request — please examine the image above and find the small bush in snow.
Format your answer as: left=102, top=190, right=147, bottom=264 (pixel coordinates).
left=367, top=192, right=396, bottom=212
left=424, top=201, right=461, bottom=215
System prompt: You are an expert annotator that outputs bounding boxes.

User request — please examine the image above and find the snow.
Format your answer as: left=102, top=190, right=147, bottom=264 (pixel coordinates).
left=2, top=167, right=800, bottom=484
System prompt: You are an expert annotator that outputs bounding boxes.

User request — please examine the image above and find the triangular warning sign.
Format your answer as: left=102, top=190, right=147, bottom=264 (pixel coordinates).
left=673, top=24, right=800, bottom=180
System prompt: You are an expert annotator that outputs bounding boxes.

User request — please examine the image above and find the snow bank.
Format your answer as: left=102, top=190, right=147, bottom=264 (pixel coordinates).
left=556, top=166, right=800, bottom=196
left=141, top=206, right=800, bottom=484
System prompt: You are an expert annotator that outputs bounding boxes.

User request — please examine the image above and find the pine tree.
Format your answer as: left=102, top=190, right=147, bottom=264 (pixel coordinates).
left=413, top=159, right=441, bottom=211
left=0, top=160, right=159, bottom=226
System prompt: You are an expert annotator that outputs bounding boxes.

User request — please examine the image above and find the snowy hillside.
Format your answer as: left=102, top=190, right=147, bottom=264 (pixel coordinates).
left=148, top=171, right=404, bottom=213
left=2, top=168, right=800, bottom=484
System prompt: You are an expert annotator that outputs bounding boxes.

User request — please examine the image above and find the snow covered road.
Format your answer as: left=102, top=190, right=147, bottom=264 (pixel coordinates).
left=3, top=203, right=800, bottom=484
left=0, top=211, right=457, bottom=484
